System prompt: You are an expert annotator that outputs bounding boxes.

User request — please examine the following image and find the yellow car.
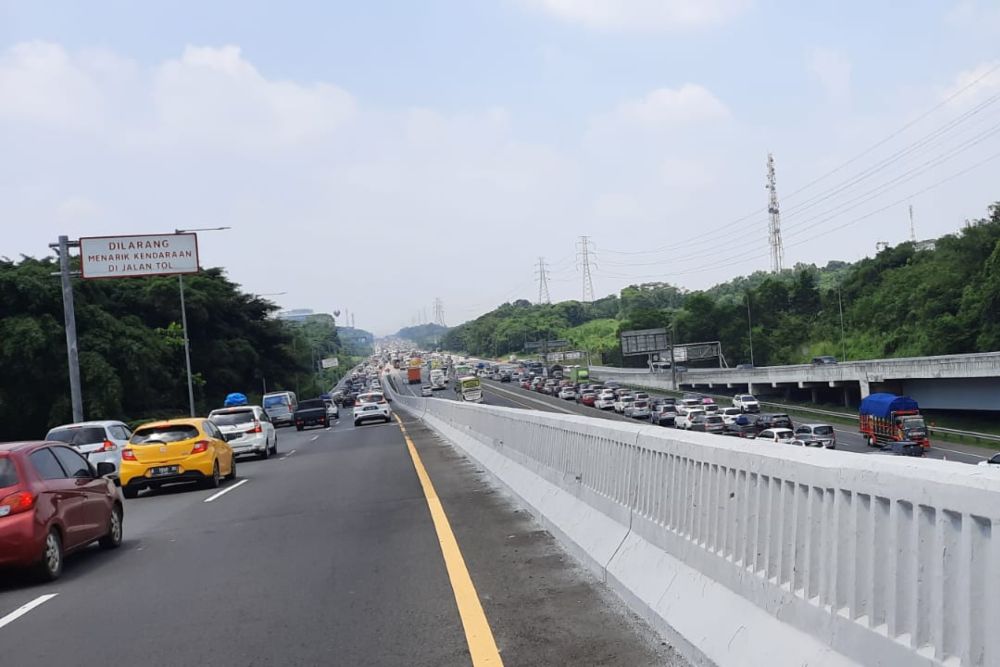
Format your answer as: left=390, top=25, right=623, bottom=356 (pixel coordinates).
left=119, top=418, right=236, bottom=498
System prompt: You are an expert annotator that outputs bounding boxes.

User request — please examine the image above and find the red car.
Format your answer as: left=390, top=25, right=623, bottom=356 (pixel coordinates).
left=0, top=442, right=123, bottom=581
left=579, top=392, right=597, bottom=407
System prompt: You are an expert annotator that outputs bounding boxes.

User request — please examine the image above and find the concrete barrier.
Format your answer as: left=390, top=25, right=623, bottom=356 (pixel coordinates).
left=386, top=375, right=1000, bottom=667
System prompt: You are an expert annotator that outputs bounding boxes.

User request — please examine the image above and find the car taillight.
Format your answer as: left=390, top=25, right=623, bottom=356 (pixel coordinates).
left=0, top=491, right=35, bottom=516
left=122, top=449, right=137, bottom=461
left=191, top=440, right=209, bottom=454
left=101, top=439, right=117, bottom=451
left=247, top=421, right=262, bottom=434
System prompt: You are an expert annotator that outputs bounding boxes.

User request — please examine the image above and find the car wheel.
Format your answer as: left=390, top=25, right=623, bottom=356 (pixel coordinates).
left=296, top=425, right=304, bottom=432
left=122, top=486, right=139, bottom=499
left=271, top=436, right=278, bottom=455
left=384, top=416, right=391, bottom=423
left=260, top=442, right=270, bottom=460
left=354, top=421, right=361, bottom=427
left=205, top=461, right=221, bottom=489
left=99, top=505, right=124, bottom=549
left=226, top=457, right=237, bottom=481
left=35, top=528, right=63, bottom=582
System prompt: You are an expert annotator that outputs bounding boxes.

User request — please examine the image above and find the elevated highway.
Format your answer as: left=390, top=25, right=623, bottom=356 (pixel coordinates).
left=595, top=350, right=1000, bottom=410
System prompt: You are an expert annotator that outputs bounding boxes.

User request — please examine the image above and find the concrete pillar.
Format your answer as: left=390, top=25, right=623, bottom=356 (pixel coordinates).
left=747, top=382, right=754, bottom=396
left=811, top=387, right=819, bottom=404
left=859, top=379, right=870, bottom=399
left=844, top=387, right=851, bottom=408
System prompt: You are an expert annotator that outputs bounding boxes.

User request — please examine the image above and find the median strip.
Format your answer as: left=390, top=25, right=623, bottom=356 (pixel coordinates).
left=0, top=594, right=58, bottom=631
left=393, top=414, right=503, bottom=667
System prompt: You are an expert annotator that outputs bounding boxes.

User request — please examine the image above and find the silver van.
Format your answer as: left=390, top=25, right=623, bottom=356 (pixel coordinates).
left=262, top=391, right=298, bottom=426
left=794, top=423, right=837, bottom=448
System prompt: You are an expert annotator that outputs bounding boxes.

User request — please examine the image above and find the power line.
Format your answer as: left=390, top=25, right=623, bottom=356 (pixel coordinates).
left=598, top=63, right=1000, bottom=259
left=576, top=235, right=597, bottom=303
left=535, top=256, right=551, bottom=304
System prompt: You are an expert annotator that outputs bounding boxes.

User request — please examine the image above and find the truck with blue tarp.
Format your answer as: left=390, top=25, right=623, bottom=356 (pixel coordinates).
left=859, top=393, right=930, bottom=450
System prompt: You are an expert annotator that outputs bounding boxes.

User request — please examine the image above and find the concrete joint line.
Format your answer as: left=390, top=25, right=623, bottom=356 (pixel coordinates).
left=603, top=429, right=642, bottom=584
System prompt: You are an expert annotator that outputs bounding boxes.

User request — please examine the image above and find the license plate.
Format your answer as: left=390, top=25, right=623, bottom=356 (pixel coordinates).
left=150, top=465, right=178, bottom=477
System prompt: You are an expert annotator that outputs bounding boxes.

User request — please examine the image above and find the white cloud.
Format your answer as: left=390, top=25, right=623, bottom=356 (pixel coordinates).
left=942, top=60, right=1000, bottom=109
left=522, top=0, right=750, bottom=31
left=150, top=45, right=356, bottom=151
left=0, top=41, right=108, bottom=129
left=608, top=84, right=730, bottom=131
left=808, top=48, right=852, bottom=105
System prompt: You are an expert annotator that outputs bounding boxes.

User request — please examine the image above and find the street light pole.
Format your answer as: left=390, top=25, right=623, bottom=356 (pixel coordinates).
left=746, top=293, right=755, bottom=367
left=175, top=226, right=230, bottom=416
left=838, top=286, right=847, bottom=361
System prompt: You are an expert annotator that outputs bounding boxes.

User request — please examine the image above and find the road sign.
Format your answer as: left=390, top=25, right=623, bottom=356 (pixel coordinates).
left=676, top=342, right=721, bottom=362
left=79, top=233, right=199, bottom=279
left=321, top=357, right=339, bottom=369
left=621, top=328, right=669, bottom=357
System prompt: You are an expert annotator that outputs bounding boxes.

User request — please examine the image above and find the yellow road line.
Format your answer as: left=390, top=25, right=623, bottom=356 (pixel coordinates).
left=394, top=414, right=503, bottom=666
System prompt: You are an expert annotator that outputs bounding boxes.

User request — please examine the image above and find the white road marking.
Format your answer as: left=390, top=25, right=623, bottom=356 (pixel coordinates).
left=203, top=478, right=249, bottom=503
left=310, top=435, right=319, bottom=441
left=0, top=594, right=58, bottom=630
left=280, top=449, right=297, bottom=461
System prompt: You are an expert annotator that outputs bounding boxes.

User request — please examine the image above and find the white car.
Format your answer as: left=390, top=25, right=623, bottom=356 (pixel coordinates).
left=421, top=385, right=433, bottom=397
left=208, top=405, right=278, bottom=459
left=45, top=420, right=133, bottom=473
left=733, top=394, right=761, bottom=413
left=614, top=394, right=635, bottom=414
left=354, top=393, right=392, bottom=426
left=719, top=407, right=744, bottom=425
left=325, top=400, right=339, bottom=421
left=627, top=399, right=651, bottom=419
left=595, top=391, right=617, bottom=410
left=678, top=409, right=706, bottom=430
left=676, top=398, right=702, bottom=416
left=979, top=454, right=1000, bottom=467
left=558, top=387, right=577, bottom=400
left=757, top=428, right=797, bottom=444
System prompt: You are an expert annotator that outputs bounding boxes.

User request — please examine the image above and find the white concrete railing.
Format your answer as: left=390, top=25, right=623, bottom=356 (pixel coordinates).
left=387, top=376, right=1000, bottom=667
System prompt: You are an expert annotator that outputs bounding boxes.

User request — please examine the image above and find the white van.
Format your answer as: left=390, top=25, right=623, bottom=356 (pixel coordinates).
left=262, top=391, right=298, bottom=426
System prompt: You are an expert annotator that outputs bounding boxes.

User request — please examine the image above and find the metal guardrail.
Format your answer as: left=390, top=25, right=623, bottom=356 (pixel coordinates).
left=592, top=368, right=1000, bottom=446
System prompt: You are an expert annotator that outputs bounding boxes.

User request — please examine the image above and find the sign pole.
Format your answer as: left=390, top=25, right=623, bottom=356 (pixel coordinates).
left=57, top=235, right=84, bottom=422
left=178, top=274, right=196, bottom=417
left=670, top=324, right=677, bottom=391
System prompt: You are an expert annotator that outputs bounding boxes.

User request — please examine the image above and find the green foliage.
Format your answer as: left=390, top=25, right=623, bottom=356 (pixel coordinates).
left=0, top=257, right=339, bottom=440
left=395, top=323, right=449, bottom=349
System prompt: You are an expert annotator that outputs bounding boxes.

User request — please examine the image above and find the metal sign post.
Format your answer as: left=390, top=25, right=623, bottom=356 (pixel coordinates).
left=52, top=236, right=84, bottom=422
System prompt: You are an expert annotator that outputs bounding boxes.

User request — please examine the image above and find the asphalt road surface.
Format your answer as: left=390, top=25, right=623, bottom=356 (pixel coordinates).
left=0, top=404, right=682, bottom=666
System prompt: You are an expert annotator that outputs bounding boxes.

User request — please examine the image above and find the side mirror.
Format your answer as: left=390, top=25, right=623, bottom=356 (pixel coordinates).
left=96, top=462, right=117, bottom=480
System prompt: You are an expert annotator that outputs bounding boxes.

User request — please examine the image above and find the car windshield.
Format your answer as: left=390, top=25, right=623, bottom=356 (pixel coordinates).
left=358, top=393, right=384, bottom=403
left=263, top=396, right=289, bottom=408
left=812, top=425, right=834, bottom=436
left=131, top=425, right=199, bottom=444
left=210, top=410, right=256, bottom=426
left=299, top=399, right=326, bottom=410
left=45, top=426, right=107, bottom=445
left=0, top=457, right=17, bottom=487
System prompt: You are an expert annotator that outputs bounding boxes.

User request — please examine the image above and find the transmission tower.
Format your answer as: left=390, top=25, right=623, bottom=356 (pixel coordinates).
left=433, top=297, right=446, bottom=327
left=909, top=204, right=917, bottom=243
left=535, top=257, right=551, bottom=304
left=766, top=153, right=785, bottom=273
left=576, top=235, right=597, bottom=303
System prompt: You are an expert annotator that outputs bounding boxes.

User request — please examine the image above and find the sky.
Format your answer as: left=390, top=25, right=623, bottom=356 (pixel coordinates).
left=1, top=1, right=999, bottom=335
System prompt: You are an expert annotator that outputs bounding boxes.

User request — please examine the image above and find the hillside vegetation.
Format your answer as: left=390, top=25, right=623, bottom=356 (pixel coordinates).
left=442, top=203, right=1000, bottom=365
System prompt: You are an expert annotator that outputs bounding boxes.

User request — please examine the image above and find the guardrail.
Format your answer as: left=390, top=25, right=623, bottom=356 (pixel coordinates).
left=386, top=371, right=1000, bottom=667
left=591, top=367, right=1000, bottom=447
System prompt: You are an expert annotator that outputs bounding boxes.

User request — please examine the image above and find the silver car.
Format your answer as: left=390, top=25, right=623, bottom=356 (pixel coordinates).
left=45, top=420, right=132, bottom=473
left=794, top=423, right=837, bottom=448
left=209, top=406, right=278, bottom=459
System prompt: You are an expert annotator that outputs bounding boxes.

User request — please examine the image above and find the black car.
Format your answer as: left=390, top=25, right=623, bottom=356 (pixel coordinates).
left=723, top=423, right=758, bottom=439
left=341, top=393, right=357, bottom=408
left=499, top=373, right=512, bottom=383
left=293, top=398, right=329, bottom=431
left=755, top=413, right=793, bottom=431
left=873, top=440, right=924, bottom=457
left=811, top=356, right=838, bottom=365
